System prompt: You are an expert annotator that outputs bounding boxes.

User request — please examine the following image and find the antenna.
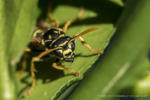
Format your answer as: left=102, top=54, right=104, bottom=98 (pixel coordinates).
left=68, top=27, right=98, bottom=44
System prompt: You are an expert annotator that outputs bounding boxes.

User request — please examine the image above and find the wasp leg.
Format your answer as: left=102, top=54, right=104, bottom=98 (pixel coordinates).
left=38, top=47, right=79, bottom=76
left=16, top=48, right=31, bottom=78
left=23, top=47, right=61, bottom=97
left=23, top=57, right=39, bottom=97
left=63, top=7, right=84, bottom=32
left=47, top=13, right=60, bottom=28
left=63, top=19, right=73, bottom=32
left=75, top=35, right=103, bottom=54
left=52, top=62, right=79, bottom=76
left=47, top=2, right=59, bottom=27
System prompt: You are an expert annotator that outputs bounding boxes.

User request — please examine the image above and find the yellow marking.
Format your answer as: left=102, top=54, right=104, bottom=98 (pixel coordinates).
left=54, top=30, right=59, bottom=34
left=63, top=49, right=72, bottom=57
left=51, top=27, right=63, bottom=32
left=44, top=40, right=51, bottom=42
left=49, top=35, right=52, bottom=39
left=57, top=28, right=63, bottom=32
left=49, top=34, right=65, bottom=47
left=42, top=40, right=45, bottom=45
left=33, top=29, right=44, bottom=38
left=67, top=52, right=73, bottom=58
left=25, top=48, right=31, bottom=52
left=58, top=50, right=62, bottom=53
left=68, top=43, right=72, bottom=48
left=58, top=41, right=68, bottom=47
left=54, top=29, right=61, bottom=34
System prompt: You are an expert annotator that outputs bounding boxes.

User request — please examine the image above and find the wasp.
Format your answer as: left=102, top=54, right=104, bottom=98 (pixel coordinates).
left=21, top=6, right=103, bottom=97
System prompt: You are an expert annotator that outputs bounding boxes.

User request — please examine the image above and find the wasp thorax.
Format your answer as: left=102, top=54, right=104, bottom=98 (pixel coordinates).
left=43, top=28, right=65, bottom=48
left=52, top=36, right=75, bottom=62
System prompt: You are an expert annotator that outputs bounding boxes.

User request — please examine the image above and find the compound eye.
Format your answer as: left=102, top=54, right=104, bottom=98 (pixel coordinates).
left=71, top=41, right=75, bottom=51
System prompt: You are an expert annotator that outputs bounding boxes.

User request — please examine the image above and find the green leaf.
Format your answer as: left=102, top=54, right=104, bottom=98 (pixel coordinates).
left=8, top=0, right=39, bottom=61
left=0, top=0, right=39, bottom=100
left=135, top=72, right=150, bottom=96
left=107, top=50, right=150, bottom=100
left=137, top=97, right=150, bottom=100
left=59, top=53, right=150, bottom=100
left=17, top=0, right=123, bottom=100
left=67, top=0, right=150, bottom=100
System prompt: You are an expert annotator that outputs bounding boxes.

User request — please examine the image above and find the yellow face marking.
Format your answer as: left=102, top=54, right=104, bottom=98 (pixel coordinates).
left=58, top=50, right=63, bottom=53
left=68, top=43, right=72, bottom=48
left=63, top=49, right=72, bottom=58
